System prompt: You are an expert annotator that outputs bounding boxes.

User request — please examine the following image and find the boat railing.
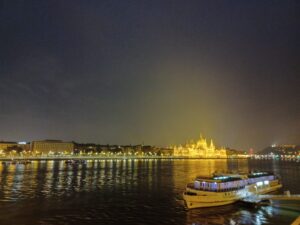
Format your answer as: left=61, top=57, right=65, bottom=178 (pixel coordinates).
left=247, top=175, right=275, bottom=185
left=186, top=183, right=246, bottom=192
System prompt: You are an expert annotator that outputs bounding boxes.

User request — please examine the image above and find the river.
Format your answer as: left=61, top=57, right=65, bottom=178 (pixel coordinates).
left=0, top=159, right=299, bottom=224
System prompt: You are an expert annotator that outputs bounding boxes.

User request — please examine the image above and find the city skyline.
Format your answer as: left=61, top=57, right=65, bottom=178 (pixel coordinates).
left=1, top=134, right=299, bottom=152
left=1, top=1, right=299, bottom=151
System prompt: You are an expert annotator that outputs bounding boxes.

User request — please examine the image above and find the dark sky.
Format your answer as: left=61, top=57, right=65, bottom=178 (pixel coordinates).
left=0, top=1, right=299, bottom=151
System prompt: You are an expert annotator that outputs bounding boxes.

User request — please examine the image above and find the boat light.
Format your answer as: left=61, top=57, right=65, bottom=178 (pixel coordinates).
left=253, top=172, right=267, bottom=176
left=213, top=176, right=229, bottom=180
left=256, top=181, right=263, bottom=186
left=264, top=180, right=269, bottom=185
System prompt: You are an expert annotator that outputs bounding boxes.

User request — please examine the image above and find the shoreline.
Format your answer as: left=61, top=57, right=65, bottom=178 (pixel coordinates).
left=0, top=156, right=247, bottom=161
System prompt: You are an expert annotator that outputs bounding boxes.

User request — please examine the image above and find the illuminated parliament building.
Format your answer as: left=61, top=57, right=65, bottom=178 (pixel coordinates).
left=173, top=135, right=227, bottom=158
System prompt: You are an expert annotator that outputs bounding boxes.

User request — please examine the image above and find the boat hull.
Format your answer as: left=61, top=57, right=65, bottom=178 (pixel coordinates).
left=183, top=182, right=282, bottom=209
left=183, top=195, right=238, bottom=209
left=183, top=189, right=249, bottom=209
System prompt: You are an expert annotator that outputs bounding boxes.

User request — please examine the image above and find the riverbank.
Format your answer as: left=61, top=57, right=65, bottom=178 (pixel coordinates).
left=0, top=156, right=244, bottom=161
left=1, top=156, right=299, bottom=162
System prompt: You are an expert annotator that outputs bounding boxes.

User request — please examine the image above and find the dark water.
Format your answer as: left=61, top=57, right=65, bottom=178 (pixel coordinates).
left=0, top=159, right=299, bottom=225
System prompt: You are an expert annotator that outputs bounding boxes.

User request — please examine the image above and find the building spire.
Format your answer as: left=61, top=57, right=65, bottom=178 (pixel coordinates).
left=210, top=139, right=215, bottom=149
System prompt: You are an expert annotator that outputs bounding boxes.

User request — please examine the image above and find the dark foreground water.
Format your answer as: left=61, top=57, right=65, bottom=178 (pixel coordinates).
left=0, top=159, right=299, bottom=225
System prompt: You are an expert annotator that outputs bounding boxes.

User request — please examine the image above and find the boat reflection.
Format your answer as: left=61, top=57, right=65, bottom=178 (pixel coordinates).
left=185, top=203, right=287, bottom=225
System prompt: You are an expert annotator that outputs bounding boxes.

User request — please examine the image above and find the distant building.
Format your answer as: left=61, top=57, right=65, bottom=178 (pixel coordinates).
left=31, top=140, right=74, bottom=155
left=173, top=135, right=227, bottom=158
left=0, top=141, right=30, bottom=152
left=157, top=147, right=173, bottom=156
left=0, top=141, right=18, bottom=151
left=260, top=144, right=299, bottom=155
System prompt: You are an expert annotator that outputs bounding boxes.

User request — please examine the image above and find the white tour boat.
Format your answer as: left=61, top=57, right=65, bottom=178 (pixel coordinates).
left=183, top=171, right=282, bottom=209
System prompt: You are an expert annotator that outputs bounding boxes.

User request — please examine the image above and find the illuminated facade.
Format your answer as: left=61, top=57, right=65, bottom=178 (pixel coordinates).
left=31, top=140, right=74, bottom=155
left=0, top=142, right=30, bottom=151
left=0, top=142, right=18, bottom=151
left=173, top=135, right=227, bottom=158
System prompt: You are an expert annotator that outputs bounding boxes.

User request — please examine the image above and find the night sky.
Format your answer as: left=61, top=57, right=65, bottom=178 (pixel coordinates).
left=0, top=1, right=299, bottom=151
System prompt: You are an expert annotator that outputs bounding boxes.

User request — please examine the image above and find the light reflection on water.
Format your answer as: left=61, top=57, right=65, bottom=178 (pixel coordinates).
left=0, top=159, right=299, bottom=225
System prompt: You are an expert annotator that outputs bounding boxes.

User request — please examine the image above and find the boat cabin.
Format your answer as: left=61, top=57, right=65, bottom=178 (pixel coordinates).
left=247, top=172, right=276, bottom=185
left=191, top=175, right=248, bottom=192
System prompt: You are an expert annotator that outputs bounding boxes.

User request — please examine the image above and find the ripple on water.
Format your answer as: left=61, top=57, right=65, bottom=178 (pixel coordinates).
left=0, top=159, right=299, bottom=225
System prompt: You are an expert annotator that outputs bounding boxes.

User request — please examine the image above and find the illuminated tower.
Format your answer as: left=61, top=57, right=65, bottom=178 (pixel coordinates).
left=205, top=139, right=215, bottom=157
left=210, top=139, right=215, bottom=150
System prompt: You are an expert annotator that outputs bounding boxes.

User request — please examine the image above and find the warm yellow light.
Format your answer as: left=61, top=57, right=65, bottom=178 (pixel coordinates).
left=173, top=135, right=227, bottom=158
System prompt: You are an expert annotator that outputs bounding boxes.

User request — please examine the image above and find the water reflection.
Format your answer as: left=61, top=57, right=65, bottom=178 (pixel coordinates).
left=185, top=204, right=276, bottom=225
left=0, top=159, right=298, bottom=225
left=0, top=160, right=170, bottom=202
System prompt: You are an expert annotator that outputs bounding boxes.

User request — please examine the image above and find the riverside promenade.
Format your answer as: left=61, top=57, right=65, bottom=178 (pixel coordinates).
left=0, top=155, right=236, bottom=161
